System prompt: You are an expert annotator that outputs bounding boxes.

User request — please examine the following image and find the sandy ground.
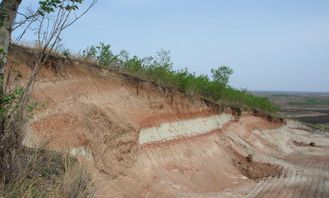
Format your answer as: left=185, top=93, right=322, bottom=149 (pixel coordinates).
left=7, top=48, right=329, bottom=197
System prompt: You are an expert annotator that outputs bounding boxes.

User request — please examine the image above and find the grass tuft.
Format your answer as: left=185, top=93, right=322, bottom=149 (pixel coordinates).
left=0, top=147, right=94, bottom=198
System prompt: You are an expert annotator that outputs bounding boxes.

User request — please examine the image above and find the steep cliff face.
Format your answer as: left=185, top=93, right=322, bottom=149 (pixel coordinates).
left=7, top=46, right=329, bottom=197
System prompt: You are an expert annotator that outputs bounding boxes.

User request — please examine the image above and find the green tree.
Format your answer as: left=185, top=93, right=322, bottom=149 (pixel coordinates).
left=211, top=66, right=233, bottom=87
left=83, top=43, right=120, bottom=67
left=96, top=43, right=114, bottom=66
left=82, top=45, right=97, bottom=60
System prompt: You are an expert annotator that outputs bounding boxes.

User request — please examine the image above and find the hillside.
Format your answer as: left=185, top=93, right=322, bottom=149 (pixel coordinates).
left=6, top=46, right=329, bottom=197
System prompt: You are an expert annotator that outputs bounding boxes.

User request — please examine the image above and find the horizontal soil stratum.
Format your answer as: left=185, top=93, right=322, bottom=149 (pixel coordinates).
left=7, top=46, right=329, bottom=197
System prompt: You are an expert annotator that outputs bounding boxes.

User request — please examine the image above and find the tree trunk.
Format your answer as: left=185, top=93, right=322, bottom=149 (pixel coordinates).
left=0, top=0, right=22, bottom=181
left=0, top=0, right=22, bottom=79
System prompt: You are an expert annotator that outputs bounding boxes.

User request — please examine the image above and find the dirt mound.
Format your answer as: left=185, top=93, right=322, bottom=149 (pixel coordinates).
left=228, top=147, right=282, bottom=180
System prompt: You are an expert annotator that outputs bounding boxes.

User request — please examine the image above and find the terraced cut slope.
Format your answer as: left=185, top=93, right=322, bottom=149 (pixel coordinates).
left=7, top=47, right=329, bottom=197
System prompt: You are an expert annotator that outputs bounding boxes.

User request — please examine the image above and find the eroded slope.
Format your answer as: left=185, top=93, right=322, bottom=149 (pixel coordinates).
left=7, top=47, right=329, bottom=197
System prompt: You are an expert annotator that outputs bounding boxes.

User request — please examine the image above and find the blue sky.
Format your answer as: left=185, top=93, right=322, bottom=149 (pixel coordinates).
left=17, top=0, right=329, bottom=92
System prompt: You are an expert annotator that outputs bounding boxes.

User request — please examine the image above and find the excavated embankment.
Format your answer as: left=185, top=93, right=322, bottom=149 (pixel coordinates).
left=6, top=46, right=329, bottom=197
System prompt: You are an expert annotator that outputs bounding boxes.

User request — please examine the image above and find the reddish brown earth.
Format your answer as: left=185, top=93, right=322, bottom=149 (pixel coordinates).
left=228, top=146, right=283, bottom=180
left=6, top=46, right=329, bottom=197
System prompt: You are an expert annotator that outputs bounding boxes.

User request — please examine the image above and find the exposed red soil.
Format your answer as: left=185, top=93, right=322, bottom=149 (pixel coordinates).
left=227, top=146, right=283, bottom=180
left=31, top=113, right=88, bottom=149
left=6, top=45, right=329, bottom=197
left=138, top=109, right=218, bottom=128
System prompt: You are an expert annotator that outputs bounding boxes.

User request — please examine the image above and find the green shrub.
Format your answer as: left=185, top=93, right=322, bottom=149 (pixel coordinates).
left=81, top=43, right=278, bottom=113
left=82, top=43, right=119, bottom=67
left=62, top=49, right=71, bottom=58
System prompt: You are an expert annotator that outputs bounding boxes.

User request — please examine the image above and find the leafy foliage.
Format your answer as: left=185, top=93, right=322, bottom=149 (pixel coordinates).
left=38, top=0, right=83, bottom=16
left=211, top=66, right=233, bottom=86
left=0, top=87, right=23, bottom=116
left=82, top=43, right=118, bottom=67
left=0, top=7, right=8, bottom=27
left=82, top=43, right=278, bottom=113
left=0, top=87, right=39, bottom=118
left=62, top=48, right=71, bottom=58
